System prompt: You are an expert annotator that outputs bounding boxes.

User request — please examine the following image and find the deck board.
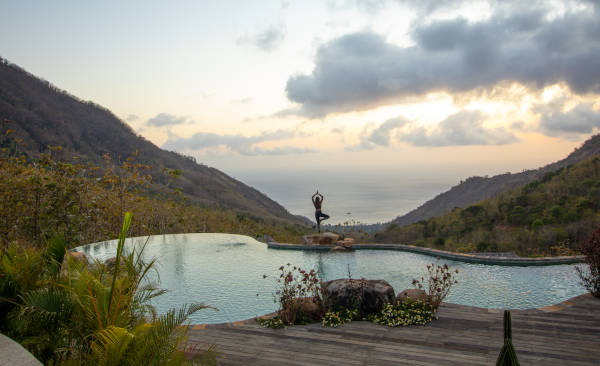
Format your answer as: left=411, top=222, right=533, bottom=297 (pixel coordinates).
left=187, top=294, right=600, bottom=365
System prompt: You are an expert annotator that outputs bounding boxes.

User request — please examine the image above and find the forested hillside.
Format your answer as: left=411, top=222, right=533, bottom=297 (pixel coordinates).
left=392, top=134, right=600, bottom=227
left=376, top=155, right=600, bottom=256
left=0, top=57, right=306, bottom=225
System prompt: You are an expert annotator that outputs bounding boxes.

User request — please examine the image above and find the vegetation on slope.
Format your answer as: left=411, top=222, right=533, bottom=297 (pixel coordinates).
left=0, top=144, right=307, bottom=248
left=392, top=134, right=600, bottom=227
left=0, top=57, right=304, bottom=225
left=375, top=155, right=600, bottom=257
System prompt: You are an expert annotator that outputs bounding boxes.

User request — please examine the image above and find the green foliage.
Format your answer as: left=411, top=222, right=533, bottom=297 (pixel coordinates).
left=321, top=308, right=360, bottom=327
left=369, top=301, right=434, bottom=327
left=0, top=214, right=217, bottom=365
left=496, top=310, right=520, bottom=366
left=376, top=154, right=600, bottom=256
left=0, top=151, right=306, bottom=249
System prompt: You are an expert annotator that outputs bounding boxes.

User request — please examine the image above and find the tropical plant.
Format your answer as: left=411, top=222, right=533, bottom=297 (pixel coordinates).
left=576, top=226, right=600, bottom=297
left=0, top=213, right=217, bottom=365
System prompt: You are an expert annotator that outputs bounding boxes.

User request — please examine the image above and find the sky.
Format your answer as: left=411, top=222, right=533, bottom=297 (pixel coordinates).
left=1, top=0, right=600, bottom=221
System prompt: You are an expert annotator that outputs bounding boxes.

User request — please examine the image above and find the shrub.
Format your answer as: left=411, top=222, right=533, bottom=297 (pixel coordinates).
left=576, top=226, right=600, bottom=297
left=369, top=300, right=434, bottom=327
left=412, top=262, right=459, bottom=311
left=267, top=264, right=323, bottom=325
left=0, top=213, right=217, bottom=365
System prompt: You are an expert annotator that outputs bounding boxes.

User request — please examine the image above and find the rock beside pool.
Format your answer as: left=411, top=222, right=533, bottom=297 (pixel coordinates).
left=397, top=289, right=428, bottom=304
left=284, top=297, right=323, bottom=322
left=322, top=279, right=395, bottom=316
left=303, top=232, right=340, bottom=245
left=336, top=238, right=354, bottom=248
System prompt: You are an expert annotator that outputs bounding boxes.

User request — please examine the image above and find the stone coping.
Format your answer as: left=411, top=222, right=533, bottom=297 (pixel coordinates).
left=266, top=241, right=585, bottom=266
left=0, top=334, right=43, bottom=366
left=189, top=293, right=591, bottom=329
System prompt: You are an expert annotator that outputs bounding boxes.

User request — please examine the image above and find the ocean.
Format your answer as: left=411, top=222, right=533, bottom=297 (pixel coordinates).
left=229, top=167, right=462, bottom=225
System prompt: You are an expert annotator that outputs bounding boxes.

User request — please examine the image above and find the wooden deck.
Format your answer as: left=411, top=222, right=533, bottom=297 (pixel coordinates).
left=187, top=294, right=600, bottom=365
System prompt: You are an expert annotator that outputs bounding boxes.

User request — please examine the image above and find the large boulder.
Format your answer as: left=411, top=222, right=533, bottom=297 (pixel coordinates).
left=397, top=289, right=429, bottom=304
left=330, top=245, right=347, bottom=252
left=322, top=279, right=395, bottom=316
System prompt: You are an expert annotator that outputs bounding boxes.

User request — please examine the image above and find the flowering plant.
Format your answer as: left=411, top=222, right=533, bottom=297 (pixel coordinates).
left=264, top=263, right=323, bottom=325
left=321, top=308, right=360, bottom=327
left=412, top=261, right=458, bottom=311
left=369, top=300, right=434, bottom=326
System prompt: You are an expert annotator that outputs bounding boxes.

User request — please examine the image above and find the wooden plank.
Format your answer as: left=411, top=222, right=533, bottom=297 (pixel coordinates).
left=187, top=294, right=600, bottom=365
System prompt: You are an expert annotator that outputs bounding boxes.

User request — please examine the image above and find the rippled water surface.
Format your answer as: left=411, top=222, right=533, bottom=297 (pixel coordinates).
left=75, top=233, right=586, bottom=324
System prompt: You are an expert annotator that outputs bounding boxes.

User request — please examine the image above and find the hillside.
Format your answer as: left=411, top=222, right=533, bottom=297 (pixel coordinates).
left=0, top=57, right=306, bottom=226
left=392, top=134, right=600, bottom=227
left=376, top=154, right=600, bottom=256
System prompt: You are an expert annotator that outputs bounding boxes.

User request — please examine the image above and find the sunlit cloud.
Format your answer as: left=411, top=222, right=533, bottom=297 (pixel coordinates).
left=286, top=2, right=600, bottom=117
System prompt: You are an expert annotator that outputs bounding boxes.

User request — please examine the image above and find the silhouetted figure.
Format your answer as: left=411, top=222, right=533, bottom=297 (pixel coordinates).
left=312, top=190, right=330, bottom=233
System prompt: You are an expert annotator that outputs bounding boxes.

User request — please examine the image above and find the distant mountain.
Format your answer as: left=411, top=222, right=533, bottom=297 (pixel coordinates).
left=376, top=153, right=600, bottom=256
left=392, top=134, right=600, bottom=227
left=0, top=57, right=305, bottom=225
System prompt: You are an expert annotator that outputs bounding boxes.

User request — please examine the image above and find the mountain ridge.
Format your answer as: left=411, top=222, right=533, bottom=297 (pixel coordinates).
left=392, top=134, right=600, bottom=227
left=0, top=57, right=306, bottom=226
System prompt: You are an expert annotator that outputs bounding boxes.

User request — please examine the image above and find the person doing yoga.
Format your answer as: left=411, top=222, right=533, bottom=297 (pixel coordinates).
left=312, top=190, right=330, bottom=233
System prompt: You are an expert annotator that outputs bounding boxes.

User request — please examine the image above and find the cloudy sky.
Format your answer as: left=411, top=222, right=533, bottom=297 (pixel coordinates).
left=1, top=0, right=600, bottom=220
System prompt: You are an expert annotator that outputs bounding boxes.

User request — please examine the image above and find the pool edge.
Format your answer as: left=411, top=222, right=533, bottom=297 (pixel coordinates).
left=266, top=242, right=586, bottom=266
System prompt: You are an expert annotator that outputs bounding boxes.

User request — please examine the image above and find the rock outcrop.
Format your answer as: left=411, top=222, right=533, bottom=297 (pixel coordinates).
left=322, top=279, right=395, bottom=316
left=303, top=232, right=340, bottom=245
left=303, top=233, right=355, bottom=250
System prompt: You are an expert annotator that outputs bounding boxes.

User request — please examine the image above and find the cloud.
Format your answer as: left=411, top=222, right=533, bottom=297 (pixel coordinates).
left=399, top=111, right=519, bottom=146
left=146, top=113, right=187, bottom=127
left=237, top=25, right=285, bottom=52
left=286, top=3, right=600, bottom=117
left=126, top=114, right=139, bottom=122
left=538, top=102, right=600, bottom=137
left=347, top=117, right=408, bottom=150
left=162, top=129, right=316, bottom=156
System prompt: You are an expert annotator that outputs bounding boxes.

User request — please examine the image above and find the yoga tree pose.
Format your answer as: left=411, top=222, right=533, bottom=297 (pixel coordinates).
left=312, top=190, right=330, bottom=233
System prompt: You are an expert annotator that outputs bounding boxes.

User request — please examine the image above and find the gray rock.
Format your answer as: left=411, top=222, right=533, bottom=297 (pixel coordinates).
left=322, top=279, right=395, bottom=316
left=396, top=289, right=428, bottom=304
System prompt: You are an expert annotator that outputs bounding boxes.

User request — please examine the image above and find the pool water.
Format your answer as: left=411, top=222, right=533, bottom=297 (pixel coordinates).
left=75, top=233, right=587, bottom=324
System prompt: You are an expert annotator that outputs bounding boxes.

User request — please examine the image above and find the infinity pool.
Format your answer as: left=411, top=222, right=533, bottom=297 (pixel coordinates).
left=75, top=233, right=587, bottom=324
